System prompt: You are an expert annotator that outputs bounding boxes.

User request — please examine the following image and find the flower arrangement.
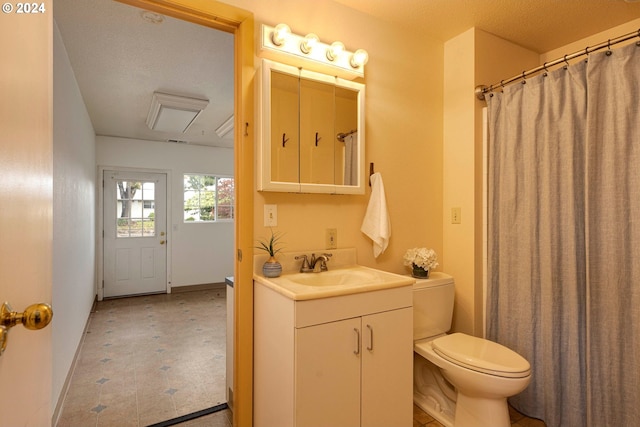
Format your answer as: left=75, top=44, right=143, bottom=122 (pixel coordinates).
left=403, top=248, right=438, bottom=271
left=256, top=228, right=284, bottom=258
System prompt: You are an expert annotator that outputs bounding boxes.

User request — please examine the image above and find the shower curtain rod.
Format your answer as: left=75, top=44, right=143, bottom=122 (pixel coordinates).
left=475, top=28, right=640, bottom=101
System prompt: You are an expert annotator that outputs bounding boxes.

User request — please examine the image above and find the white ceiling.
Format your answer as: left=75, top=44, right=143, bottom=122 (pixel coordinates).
left=54, top=0, right=235, bottom=148
left=54, top=0, right=640, bottom=149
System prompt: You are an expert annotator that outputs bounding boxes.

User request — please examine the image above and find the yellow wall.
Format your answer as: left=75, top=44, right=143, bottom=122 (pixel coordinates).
left=224, top=0, right=444, bottom=275
left=222, top=0, right=639, bottom=339
left=443, top=29, right=539, bottom=336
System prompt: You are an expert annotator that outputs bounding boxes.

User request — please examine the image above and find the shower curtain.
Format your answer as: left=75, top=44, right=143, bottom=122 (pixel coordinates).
left=485, top=42, right=640, bottom=427
left=343, top=132, right=357, bottom=186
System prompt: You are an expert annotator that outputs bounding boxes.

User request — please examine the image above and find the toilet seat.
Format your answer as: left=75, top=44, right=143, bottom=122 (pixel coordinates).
left=432, top=333, right=531, bottom=378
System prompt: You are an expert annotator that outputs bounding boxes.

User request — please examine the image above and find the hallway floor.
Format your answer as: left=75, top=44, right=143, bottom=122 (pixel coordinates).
left=56, top=288, right=227, bottom=427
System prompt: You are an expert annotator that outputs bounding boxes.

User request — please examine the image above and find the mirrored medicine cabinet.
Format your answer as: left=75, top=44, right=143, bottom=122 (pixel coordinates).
left=257, top=59, right=365, bottom=194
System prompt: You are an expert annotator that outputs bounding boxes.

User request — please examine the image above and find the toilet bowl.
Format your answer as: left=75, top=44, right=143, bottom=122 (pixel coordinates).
left=412, top=273, right=531, bottom=427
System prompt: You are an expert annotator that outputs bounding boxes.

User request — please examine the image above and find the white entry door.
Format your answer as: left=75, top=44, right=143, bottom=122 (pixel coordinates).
left=104, top=171, right=167, bottom=297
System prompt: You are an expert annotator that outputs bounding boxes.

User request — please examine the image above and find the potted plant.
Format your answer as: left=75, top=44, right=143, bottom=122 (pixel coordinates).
left=403, top=247, right=438, bottom=278
left=256, top=229, right=284, bottom=278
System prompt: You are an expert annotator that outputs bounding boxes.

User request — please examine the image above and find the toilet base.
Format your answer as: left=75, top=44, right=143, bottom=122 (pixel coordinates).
left=414, top=352, right=455, bottom=427
left=413, top=389, right=454, bottom=427
left=454, top=394, right=510, bottom=427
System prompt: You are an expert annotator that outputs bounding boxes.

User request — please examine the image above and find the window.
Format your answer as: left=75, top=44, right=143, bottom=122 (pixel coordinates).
left=116, top=180, right=156, bottom=238
left=183, top=174, right=234, bottom=222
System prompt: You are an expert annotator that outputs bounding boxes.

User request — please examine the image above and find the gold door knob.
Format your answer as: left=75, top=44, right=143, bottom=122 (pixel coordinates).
left=0, top=302, right=53, bottom=355
left=160, top=240, right=166, bottom=245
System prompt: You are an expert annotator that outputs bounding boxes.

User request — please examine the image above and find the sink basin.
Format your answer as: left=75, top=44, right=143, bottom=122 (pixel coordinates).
left=255, top=265, right=415, bottom=300
left=286, top=268, right=380, bottom=287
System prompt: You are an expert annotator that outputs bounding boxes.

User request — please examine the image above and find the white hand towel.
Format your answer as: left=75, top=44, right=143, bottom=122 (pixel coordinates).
left=360, top=172, right=391, bottom=258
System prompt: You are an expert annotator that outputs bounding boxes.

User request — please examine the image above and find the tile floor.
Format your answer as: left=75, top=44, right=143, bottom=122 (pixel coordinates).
left=56, top=288, right=227, bottom=427
left=412, top=402, right=547, bottom=427
left=175, top=403, right=546, bottom=427
left=57, top=287, right=546, bottom=427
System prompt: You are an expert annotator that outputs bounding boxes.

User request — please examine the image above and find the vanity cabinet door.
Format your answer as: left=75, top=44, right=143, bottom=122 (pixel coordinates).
left=295, top=317, right=361, bottom=427
left=361, top=308, right=414, bottom=427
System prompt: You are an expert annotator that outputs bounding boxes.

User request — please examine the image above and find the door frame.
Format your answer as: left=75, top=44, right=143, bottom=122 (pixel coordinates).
left=97, top=166, right=172, bottom=301
left=112, top=2, right=255, bottom=426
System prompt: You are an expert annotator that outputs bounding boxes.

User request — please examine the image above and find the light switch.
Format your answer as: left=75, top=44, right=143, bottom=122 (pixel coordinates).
left=326, top=228, right=337, bottom=249
left=264, top=204, right=277, bottom=227
left=451, top=207, right=461, bottom=224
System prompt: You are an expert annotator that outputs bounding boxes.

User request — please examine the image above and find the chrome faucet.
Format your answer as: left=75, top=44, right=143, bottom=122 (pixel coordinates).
left=310, top=253, right=332, bottom=273
left=295, top=253, right=332, bottom=273
left=294, top=255, right=312, bottom=273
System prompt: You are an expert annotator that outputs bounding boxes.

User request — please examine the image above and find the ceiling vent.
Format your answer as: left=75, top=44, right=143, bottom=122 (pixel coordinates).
left=146, top=92, right=209, bottom=133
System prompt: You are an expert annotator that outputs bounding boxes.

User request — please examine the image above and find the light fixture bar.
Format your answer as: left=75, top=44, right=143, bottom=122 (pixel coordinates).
left=215, top=115, right=234, bottom=138
left=146, top=92, right=209, bottom=133
left=260, top=24, right=367, bottom=80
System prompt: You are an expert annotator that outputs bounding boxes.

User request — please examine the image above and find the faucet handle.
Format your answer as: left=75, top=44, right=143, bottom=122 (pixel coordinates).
left=314, top=253, right=332, bottom=272
left=295, top=255, right=312, bottom=273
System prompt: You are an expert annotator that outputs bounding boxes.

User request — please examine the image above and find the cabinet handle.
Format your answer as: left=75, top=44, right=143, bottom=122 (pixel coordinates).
left=366, top=324, right=373, bottom=351
left=353, top=328, right=360, bottom=355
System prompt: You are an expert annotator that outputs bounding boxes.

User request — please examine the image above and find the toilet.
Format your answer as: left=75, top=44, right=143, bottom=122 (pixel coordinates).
left=412, top=272, right=531, bottom=427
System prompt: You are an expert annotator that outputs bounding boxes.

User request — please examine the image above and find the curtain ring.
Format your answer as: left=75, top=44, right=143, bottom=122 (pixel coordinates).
left=521, top=71, right=526, bottom=85
left=542, top=62, right=549, bottom=77
left=563, top=54, right=569, bottom=70
left=606, top=39, right=613, bottom=56
left=500, top=79, right=505, bottom=88
left=584, top=47, right=589, bottom=63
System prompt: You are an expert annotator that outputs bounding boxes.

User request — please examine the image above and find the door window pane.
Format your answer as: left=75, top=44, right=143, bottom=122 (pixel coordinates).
left=116, top=180, right=156, bottom=238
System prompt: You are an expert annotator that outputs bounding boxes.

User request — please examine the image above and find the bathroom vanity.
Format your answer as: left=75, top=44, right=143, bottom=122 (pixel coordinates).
left=253, top=265, right=414, bottom=427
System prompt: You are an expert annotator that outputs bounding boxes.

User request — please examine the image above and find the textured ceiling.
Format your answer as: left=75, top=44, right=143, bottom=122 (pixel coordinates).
left=54, top=0, right=235, bottom=148
left=334, top=0, right=640, bottom=53
left=54, top=0, right=640, bottom=149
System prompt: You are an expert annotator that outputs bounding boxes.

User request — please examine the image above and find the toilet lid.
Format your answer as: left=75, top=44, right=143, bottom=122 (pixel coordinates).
left=432, top=333, right=531, bottom=378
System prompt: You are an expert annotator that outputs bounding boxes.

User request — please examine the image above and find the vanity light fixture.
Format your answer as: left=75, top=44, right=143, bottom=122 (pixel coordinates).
left=271, top=23, right=291, bottom=46
left=326, top=41, right=345, bottom=61
left=260, top=23, right=368, bottom=79
left=300, top=33, right=320, bottom=54
left=350, top=49, right=369, bottom=68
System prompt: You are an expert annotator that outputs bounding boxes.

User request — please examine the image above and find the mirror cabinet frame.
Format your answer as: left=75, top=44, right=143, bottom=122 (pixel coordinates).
left=257, top=59, right=365, bottom=194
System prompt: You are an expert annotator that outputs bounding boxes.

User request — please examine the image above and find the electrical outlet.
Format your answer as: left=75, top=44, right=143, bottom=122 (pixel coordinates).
left=264, top=204, right=277, bottom=227
left=326, top=228, right=337, bottom=249
left=451, top=207, right=461, bottom=224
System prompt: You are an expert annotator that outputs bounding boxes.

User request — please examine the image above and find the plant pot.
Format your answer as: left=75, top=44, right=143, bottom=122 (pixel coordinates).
left=263, top=256, right=282, bottom=278
left=412, top=265, right=429, bottom=279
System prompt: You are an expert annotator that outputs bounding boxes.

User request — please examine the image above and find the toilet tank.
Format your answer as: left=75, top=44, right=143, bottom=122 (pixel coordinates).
left=413, top=272, right=455, bottom=341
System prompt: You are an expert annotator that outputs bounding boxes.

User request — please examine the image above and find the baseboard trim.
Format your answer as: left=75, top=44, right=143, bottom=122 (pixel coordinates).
left=171, top=282, right=225, bottom=293
left=51, top=300, right=95, bottom=426
left=146, top=403, right=229, bottom=427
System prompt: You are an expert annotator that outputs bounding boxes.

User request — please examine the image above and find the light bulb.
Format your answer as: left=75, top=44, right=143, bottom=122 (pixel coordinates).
left=326, top=41, right=345, bottom=61
left=350, top=49, right=369, bottom=68
left=271, top=23, right=291, bottom=46
left=300, top=33, right=319, bottom=54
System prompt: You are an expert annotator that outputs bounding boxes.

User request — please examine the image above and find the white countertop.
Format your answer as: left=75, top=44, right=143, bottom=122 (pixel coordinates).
left=253, top=265, right=415, bottom=301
